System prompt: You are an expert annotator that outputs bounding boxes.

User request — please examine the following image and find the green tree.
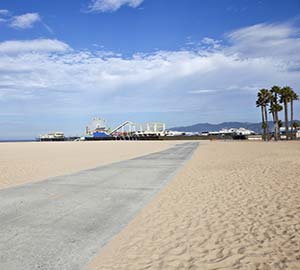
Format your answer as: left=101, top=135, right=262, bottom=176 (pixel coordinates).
left=256, top=89, right=271, bottom=141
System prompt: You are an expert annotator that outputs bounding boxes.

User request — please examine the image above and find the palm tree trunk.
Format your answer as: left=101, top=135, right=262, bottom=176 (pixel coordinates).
left=272, top=111, right=277, bottom=141
left=290, top=100, right=294, bottom=139
left=264, top=106, right=269, bottom=141
left=261, top=106, right=265, bottom=141
left=275, top=112, right=279, bottom=141
left=284, top=101, right=289, bottom=140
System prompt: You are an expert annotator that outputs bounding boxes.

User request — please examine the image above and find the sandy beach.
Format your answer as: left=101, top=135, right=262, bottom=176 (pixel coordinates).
left=87, top=141, right=300, bottom=270
left=0, top=141, right=178, bottom=190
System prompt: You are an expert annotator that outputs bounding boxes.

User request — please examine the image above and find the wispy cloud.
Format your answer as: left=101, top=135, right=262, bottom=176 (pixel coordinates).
left=87, top=0, right=144, bottom=13
left=226, top=22, right=300, bottom=61
left=0, top=21, right=300, bottom=135
left=0, top=10, right=43, bottom=30
left=10, top=12, right=41, bottom=29
left=188, top=85, right=264, bottom=94
left=0, top=9, right=10, bottom=23
left=188, top=89, right=217, bottom=94
left=0, top=9, right=9, bottom=16
left=0, top=39, right=71, bottom=54
left=201, top=37, right=222, bottom=49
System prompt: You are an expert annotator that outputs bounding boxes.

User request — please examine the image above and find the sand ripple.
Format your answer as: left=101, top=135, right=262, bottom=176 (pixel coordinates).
left=87, top=141, right=300, bottom=270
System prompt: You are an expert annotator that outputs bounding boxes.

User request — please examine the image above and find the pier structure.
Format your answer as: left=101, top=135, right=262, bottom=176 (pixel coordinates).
left=110, top=121, right=166, bottom=140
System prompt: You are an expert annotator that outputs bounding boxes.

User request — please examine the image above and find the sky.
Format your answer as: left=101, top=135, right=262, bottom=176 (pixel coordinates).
left=0, top=0, right=300, bottom=139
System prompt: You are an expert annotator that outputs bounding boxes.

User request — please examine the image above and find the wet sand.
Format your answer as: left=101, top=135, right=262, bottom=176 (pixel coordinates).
left=0, top=141, right=178, bottom=190
left=87, top=141, right=300, bottom=270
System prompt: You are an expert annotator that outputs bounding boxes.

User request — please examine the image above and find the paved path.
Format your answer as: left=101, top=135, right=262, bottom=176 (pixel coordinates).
left=0, top=142, right=198, bottom=270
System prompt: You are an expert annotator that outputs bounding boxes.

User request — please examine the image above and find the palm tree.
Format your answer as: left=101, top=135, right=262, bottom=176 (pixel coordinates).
left=279, top=86, right=292, bottom=140
left=256, top=97, right=265, bottom=140
left=289, top=89, right=299, bottom=139
left=270, top=86, right=282, bottom=141
left=257, top=89, right=271, bottom=141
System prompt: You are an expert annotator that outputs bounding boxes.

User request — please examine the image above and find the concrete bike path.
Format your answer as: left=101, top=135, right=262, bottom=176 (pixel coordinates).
left=0, top=142, right=199, bottom=270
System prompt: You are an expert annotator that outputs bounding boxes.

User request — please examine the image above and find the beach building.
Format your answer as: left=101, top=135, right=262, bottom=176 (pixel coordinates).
left=279, top=127, right=300, bottom=139
left=208, top=127, right=256, bottom=136
left=38, top=132, right=65, bottom=141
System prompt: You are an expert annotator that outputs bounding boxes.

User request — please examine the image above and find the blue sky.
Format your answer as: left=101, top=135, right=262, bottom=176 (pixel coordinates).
left=0, top=0, right=300, bottom=138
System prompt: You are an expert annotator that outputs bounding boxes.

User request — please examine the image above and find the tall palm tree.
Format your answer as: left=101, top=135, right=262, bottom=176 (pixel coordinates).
left=279, top=86, right=292, bottom=140
left=256, top=96, right=265, bottom=140
left=289, top=89, right=299, bottom=139
left=257, top=89, right=271, bottom=141
left=270, top=86, right=282, bottom=141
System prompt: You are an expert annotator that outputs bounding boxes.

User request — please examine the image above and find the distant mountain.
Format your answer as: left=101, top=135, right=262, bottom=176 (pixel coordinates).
left=170, top=121, right=300, bottom=134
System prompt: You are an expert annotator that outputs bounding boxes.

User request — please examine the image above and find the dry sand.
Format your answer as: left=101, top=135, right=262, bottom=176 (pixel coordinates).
left=0, top=141, right=178, bottom=190
left=87, top=141, right=300, bottom=270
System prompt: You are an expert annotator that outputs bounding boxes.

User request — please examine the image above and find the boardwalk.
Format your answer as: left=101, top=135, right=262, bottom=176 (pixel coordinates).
left=0, top=142, right=198, bottom=270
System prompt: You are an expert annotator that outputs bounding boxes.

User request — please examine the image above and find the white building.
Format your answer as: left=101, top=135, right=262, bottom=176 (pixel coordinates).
left=208, top=127, right=255, bottom=136
left=279, top=127, right=300, bottom=139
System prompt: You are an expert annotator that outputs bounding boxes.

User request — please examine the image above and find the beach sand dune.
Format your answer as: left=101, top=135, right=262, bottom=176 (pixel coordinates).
left=87, top=141, right=300, bottom=270
left=0, top=141, right=178, bottom=190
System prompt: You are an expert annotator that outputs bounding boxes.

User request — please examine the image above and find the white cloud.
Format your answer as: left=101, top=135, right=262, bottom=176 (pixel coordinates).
left=0, top=9, right=9, bottom=16
left=226, top=22, right=300, bottom=61
left=10, top=12, right=41, bottom=29
left=0, top=39, right=71, bottom=54
left=87, top=0, right=144, bottom=12
left=0, top=9, right=9, bottom=23
left=228, top=23, right=294, bottom=42
left=189, top=89, right=217, bottom=94
left=201, top=37, right=222, bottom=49
left=0, top=41, right=297, bottom=106
left=0, top=21, right=300, bottom=137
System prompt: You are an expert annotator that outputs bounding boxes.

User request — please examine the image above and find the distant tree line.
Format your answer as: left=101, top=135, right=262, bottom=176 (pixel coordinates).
left=256, top=86, right=299, bottom=141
